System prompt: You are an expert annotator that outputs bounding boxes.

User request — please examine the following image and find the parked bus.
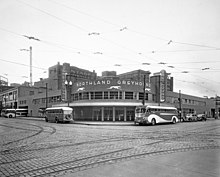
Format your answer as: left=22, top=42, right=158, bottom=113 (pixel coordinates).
left=134, top=105, right=179, bottom=125
left=1, top=109, right=28, bottom=118
left=45, top=107, right=73, bottom=123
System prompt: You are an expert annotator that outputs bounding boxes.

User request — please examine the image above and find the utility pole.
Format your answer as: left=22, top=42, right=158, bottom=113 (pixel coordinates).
left=45, top=83, right=48, bottom=109
left=30, top=46, right=32, bottom=86
left=23, top=34, right=40, bottom=86
left=142, top=75, right=146, bottom=105
left=20, top=46, right=33, bottom=86
left=179, top=90, right=182, bottom=121
left=215, top=95, right=219, bottom=119
left=158, top=75, right=161, bottom=106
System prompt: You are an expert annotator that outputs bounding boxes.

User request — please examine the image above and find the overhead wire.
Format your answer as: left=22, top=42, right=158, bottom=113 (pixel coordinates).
left=47, top=0, right=220, bottom=50
left=0, top=58, right=47, bottom=70
left=2, top=1, right=220, bottom=94
left=16, top=0, right=88, bottom=33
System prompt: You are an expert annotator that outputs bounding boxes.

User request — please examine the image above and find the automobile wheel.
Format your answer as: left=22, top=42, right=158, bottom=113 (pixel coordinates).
left=151, top=118, right=156, bottom=126
left=45, top=117, right=48, bottom=122
left=9, top=115, right=12, bottom=118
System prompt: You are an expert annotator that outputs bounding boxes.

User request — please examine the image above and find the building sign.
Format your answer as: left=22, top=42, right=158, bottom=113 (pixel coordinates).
left=74, top=79, right=150, bottom=92
left=71, top=70, right=95, bottom=79
left=160, top=70, right=166, bottom=102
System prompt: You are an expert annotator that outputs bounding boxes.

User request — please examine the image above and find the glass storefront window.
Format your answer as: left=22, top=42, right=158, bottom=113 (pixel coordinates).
left=104, top=107, right=113, bottom=121
left=126, top=108, right=135, bottom=121
left=115, top=107, right=124, bottom=121
left=92, top=107, right=102, bottom=121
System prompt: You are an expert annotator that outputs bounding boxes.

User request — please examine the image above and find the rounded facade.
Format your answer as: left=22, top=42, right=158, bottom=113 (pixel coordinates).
left=59, top=77, right=152, bottom=121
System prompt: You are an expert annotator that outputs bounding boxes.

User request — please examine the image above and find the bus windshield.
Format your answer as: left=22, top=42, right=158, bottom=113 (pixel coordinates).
left=135, top=107, right=146, bottom=113
left=63, top=110, right=72, bottom=114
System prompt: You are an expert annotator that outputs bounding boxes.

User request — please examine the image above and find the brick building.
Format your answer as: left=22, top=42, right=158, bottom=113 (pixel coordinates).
left=0, top=62, right=218, bottom=120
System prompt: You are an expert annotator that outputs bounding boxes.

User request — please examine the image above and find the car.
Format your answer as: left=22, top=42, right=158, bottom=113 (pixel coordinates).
left=197, top=114, right=207, bottom=121
left=184, top=113, right=198, bottom=122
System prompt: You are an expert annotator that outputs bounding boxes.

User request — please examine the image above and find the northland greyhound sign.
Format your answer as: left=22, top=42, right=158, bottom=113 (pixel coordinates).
left=74, top=79, right=151, bottom=92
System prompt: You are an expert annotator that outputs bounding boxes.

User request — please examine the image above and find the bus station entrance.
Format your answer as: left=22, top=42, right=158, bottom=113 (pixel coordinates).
left=73, top=106, right=135, bottom=122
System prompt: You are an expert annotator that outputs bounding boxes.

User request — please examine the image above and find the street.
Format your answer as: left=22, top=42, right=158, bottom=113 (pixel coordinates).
left=0, top=117, right=219, bottom=177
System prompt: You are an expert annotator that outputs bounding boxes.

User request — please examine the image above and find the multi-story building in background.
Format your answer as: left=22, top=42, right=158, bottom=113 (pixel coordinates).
left=150, top=70, right=173, bottom=103
left=0, top=62, right=97, bottom=116
left=0, top=62, right=218, bottom=120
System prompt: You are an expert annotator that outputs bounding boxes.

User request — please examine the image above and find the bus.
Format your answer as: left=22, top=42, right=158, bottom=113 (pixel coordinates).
left=45, top=107, right=73, bottom=123
left=134, top=105, right=179, bottom=125
left=1, top=109, right=28, bottom=118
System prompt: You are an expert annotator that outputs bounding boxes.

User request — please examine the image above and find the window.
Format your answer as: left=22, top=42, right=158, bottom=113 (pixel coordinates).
left=79, top=93, right=83, bottom=100
left=104, top=92, right=109, bottom=99
left=110, top=91, right=118, bottom=99
left=95, top=92, right=102, bottom=99
left=90, top=92, right=94, bottom=99
left=33, top=99, right=40, bottom=104
left=82, top=92, right=89, bottom=100
left=139, top=92, right=148, bottom=101
left=125, top=92, right=133, bottom=99
left=119, top=92, right=122, bottom=99
left=9, top=92, right=13, bottom=101
left=29, top=91, right=34, bottom=96
left=19, top=100, right=26, bottom=104
left=73, top=93, right=79, bottom=101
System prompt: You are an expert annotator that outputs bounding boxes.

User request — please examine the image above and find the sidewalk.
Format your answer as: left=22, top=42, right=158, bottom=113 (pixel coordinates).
left=74, top=121, right=134, bottom=126
left=13, top=116, right=135, bottom=126
left=9, top=116, right=219, bottom=126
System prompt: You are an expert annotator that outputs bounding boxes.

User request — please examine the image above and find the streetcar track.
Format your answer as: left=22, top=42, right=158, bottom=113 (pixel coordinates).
left=0, top=136, right=142, bottom=155
left=0, top=123, right=56, bottom=146
left=1, top=119, right=219, bottom=177
left=1, top=127, right=218, bottom=166
left=0, top=123, right=218, bottom=154
left=6, top=145, right=220, bottom=177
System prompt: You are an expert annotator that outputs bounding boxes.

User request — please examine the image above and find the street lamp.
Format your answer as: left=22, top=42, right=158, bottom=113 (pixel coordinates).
left=65, top=80, right=72, bottom=107
left=20, top=46, right=33, bottom=86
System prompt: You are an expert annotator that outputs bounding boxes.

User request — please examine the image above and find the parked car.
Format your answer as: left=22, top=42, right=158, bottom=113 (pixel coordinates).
left=197, top=114, right=207, bottom=121
left=184, top=113, right=198, bottom=122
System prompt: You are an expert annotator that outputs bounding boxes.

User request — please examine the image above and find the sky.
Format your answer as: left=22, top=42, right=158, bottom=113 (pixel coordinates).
left=0, top=0, right=220, bottom=98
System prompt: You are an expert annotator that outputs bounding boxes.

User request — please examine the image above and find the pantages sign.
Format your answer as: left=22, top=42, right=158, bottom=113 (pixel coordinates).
left=74, top=79, right=151, bottom=92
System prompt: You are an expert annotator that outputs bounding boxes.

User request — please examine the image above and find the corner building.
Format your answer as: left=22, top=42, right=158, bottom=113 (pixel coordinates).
left=57, top=70, right=153, bottom=121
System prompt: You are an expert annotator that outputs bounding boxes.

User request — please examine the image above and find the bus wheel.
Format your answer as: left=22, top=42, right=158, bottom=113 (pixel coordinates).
left=55, top=118, right=59, bottom=123
left=151, top=118, right=156, bottom=126
left=45, top=118, right=48, bottom=122
left=172, top=118, right=176, bottom=124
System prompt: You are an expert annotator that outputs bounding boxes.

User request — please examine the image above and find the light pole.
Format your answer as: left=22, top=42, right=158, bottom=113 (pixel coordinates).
left=65, top=80, right=72, bottom=107
left=45, top=83, right=48, bottom=109
left=20, top=46, right=33, bottom=86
